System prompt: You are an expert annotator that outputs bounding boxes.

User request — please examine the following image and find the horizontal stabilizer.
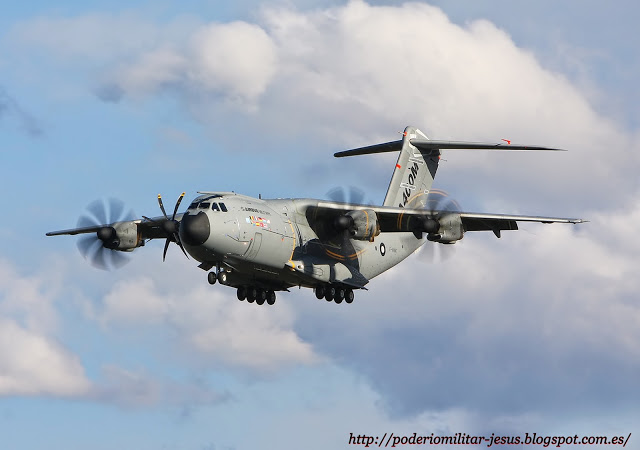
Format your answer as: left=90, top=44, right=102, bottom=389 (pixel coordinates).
left=335, top=139, right=565, bottom=157
left=334, top=140, right=403, bottom=157
left=410, top=139, right=566, bottom=152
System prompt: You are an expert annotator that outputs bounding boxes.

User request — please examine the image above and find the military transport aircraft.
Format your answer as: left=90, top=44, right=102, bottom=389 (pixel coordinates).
left=47, top=126, right=584, bottom=305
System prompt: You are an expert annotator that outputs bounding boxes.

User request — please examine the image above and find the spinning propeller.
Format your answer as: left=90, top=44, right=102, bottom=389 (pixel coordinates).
left=327, top=186, right=367, bottom=205
left=76, top=198, right=134, bottom=270
left=415, top=189, right=461, bottom=263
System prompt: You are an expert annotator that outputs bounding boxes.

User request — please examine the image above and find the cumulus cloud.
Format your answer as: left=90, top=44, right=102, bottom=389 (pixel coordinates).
left=0, top=259, right=90, bottom=397
left=97, top=274, right=319, bottom=373
left=6, top=0, right=640, bottom=428
left=97, top=20, right=278, bottom=107
left=292, top=198, right=640, bottom=417
left=0, top=318, right=91, bottom=396
left=26, top=0, right=625, bottom=212
left=89, top=365, right=229, bottom=409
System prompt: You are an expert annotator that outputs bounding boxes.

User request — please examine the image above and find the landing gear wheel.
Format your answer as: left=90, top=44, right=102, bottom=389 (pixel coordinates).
left=217, top=271, right=228, bottom=285
left=315, top=286, right=325, bottom=300
left=345, top=289, right=354, bottom=304
left=207, top=272, right=217, bottom=285
left=247, top=287, right=257, bottom=303
left=237, top=287, right=247, bottom=301
left=325, top=285, right=335, bottom=302
left=256, top=289, right=267, bottom=305
left=267, top=291, right=276, bottom=305
left=336, top=288, right=345, bottom=303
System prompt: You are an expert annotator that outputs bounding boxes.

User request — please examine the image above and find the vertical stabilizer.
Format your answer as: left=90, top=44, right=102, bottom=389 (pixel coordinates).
left=382, top=126, right=440, bottom=208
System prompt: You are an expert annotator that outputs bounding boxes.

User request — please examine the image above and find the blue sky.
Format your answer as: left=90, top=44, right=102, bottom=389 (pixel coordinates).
left=2, top=1, right=639, bottom=449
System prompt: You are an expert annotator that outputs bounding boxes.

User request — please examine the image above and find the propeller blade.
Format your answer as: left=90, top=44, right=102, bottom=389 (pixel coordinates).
left=77, top=235, right=99, bottom=258
left=349, top=186, right=365, bottom=205
left=174, top=234, right=190, bottom=259
left=327, top=186, right=368, bottom=205
left=327, top=187, right=345, bottom=203
left=172, top=192, right=185, bottom=221
left=87, top=199, right=107, bottom=225
left=77, top=214, right=98, bottom=228
left=162, top=238, right=171, bottom=262
left=88, top=241, right=108, bottom=270
left=158, top=194, right=169, bottom=220
left=108, top=198, right=125, bottom=223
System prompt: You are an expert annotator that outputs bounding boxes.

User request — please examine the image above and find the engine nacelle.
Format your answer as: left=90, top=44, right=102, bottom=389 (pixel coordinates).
left=428, top=214, right=464, bottom=243
left=99, top=221, right=143, bottom=251
left=346, top=209, right=380, bottom=241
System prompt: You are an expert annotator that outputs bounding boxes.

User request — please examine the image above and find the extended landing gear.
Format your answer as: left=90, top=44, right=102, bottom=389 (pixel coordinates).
left=315, top=284, right=355, bottom=304
left=236, top=286, right=276, bottom=306
left=208, top=271, right=277, bottom=306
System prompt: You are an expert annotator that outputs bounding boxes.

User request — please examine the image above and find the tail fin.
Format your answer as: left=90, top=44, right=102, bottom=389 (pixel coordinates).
left=383, top=126, right=439, bottom=208
left=333, top=125, right=565, bottom=207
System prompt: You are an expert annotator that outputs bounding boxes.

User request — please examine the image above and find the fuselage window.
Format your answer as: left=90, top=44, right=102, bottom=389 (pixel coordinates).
left=199, top=202, right=210, bottom=209
left=220, top=202, right=228, bottom=212
left=211, top=203, right=220, bottom=211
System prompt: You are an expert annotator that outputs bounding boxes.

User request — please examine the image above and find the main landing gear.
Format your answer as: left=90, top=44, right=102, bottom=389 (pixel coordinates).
left=236, top=286, right=276, bottom=306
left=314, top=284, right=355, bottom=304
left=208, top=270, right=276, bottom=305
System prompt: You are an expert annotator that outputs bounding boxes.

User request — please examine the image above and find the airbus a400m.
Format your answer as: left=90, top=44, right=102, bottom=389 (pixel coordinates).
left=47, top=126, right=584, bottom=305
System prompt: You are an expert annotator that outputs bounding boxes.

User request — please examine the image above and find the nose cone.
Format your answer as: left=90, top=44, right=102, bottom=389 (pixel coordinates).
left=180, top=212, right=210, bottom=246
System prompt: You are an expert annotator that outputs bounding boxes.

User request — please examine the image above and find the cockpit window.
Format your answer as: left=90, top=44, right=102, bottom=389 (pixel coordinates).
left=199, top=202, right=210, bottom=209
left=220, top=202, right=228, bottom=212
left=211, top=203, right=220, bottom=211
left=188, top=202, right=198, bottom=209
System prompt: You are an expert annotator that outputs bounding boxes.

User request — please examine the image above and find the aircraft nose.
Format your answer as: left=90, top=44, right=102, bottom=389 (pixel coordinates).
left=180, top=211, right=210, bottom=246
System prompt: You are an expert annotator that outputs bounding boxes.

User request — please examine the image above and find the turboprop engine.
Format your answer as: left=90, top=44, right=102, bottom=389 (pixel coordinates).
left=333, top=209, right=381, bottom=241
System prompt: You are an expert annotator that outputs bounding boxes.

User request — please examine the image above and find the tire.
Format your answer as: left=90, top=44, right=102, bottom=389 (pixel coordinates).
left=237, top=287, right=247, bottom=301
left=267, top=291, right=276, bottom=305
left=336, top=288, right=345, bottom=302
left=345, top=289, right=354, bottom=304
left=207, top=272, right=217, bottom=285
left=256, top=289, right=266, bottom=305
left=217, top=271, right=228, bottom=285
left=315, top=286, right=325, bottom=300
left=325, top=285, right=335, bottom=301
left=247, top=287, right=257, bottom=303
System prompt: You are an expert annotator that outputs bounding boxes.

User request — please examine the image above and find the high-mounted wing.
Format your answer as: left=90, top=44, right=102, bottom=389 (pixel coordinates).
left=46, top=194, right=189, bottom=269
left=307, top=200, right=584, bottom=245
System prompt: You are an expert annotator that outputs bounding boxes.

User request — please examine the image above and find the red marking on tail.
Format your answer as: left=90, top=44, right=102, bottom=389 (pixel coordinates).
left=502, top=139, right=512, bottom=145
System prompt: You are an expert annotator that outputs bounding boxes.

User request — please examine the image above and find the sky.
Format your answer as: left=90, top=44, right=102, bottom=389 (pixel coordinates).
left=1, top=1, right=639, bottom=449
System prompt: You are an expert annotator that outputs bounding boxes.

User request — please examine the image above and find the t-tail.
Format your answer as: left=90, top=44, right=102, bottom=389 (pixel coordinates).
left=334, top=125, right=566, bottom=208
left=334, top=126, right=440, bottom=208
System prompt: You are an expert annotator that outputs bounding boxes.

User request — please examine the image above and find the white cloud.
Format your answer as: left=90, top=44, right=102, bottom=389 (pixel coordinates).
left=89, top=365, right=227, bottom=409
left=0, top=317, right=91, bottom=396
left=97, top=273, right=319, bottom=372
left=0, top=259, right=91, bottom=396
left=26, top=0, right=624, bottom=211
left=5, top=0, right=640, bottom=427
